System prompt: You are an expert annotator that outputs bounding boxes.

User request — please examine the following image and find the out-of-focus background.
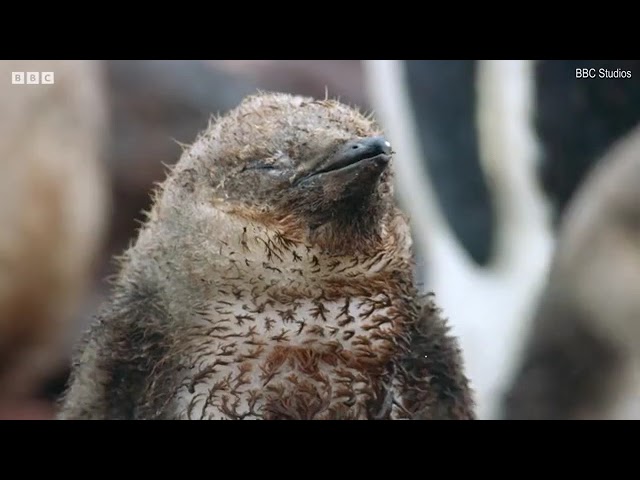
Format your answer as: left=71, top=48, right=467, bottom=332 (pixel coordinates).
left=1, top=60, right=639, bottom=420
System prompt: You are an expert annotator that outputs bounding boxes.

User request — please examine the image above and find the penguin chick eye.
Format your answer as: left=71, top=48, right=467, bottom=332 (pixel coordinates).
left=243, top=161, right=277, bottom=171
left=242, top=154, right=294, bottom=173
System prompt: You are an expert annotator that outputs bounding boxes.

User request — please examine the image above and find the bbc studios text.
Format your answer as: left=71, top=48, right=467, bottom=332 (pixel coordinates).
left=575, top=68, right=632, bottom=79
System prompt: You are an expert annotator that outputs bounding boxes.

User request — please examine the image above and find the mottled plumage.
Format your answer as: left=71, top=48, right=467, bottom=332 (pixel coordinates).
left=59, top=92, right=474, bottom=420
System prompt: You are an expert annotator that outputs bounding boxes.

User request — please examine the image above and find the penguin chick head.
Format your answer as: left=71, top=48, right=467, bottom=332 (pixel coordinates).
left=164, top=92, right=398, bottom=253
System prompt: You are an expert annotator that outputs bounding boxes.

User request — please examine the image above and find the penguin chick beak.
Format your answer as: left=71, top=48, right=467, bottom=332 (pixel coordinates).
left=295, top=136, right=393, bottom=187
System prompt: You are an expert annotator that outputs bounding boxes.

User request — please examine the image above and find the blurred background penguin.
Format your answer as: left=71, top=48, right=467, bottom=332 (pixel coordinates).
left=364, top=60, right=640, bottom=419
left=1, top=59, right=639, bottom=419
left=0, top=60, right=108, bottom=418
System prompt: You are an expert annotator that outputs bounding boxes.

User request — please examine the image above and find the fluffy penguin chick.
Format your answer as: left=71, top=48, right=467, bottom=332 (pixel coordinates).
left=59, top=92, right=474, bottom=420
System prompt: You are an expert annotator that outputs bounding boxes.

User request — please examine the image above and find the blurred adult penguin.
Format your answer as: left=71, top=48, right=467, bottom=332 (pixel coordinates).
left=535, top=60, right=640, bottom=223
left=503, top=123, right=640, bottom=419
left=363, top=59, right=640, bottom=419
left=0, top=60, right=109, bottom=415
left=363, top=60, right=552, bottom=419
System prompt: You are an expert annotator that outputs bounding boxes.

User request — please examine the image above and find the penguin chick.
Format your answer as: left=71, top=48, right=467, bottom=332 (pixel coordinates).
left=59, top=92, right=474, bottom=420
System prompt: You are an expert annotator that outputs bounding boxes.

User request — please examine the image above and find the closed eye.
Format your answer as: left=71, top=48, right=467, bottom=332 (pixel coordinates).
left=243, top=154, right=294, bottom=172
left=243, top=160, right=278, bottom=172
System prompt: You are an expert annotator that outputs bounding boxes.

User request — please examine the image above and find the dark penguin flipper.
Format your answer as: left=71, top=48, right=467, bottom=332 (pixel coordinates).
left=397, top=295, right=476, bottom=420
left=403, top=60, right=495, bottom=267
left=58, top=293, right=178, bottom=420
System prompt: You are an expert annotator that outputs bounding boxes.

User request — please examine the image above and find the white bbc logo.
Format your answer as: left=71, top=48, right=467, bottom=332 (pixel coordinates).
left=11, top=72, right=55, bottom=85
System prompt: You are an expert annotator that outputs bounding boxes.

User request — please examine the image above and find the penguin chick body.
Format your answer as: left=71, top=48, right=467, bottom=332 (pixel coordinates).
left=59, top=92, right=474, bottom=420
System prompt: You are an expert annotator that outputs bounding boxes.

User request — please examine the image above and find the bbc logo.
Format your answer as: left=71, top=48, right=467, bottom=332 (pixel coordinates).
left=11, top=72, right=55, bottom=85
